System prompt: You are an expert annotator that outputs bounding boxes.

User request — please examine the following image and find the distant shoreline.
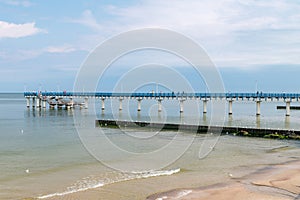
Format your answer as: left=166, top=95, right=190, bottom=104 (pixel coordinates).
left=96, top=119, right=300, bottom=140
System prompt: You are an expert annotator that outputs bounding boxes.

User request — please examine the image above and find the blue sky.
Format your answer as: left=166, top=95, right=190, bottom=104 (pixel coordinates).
left=0, top=0, right=300, bottom=92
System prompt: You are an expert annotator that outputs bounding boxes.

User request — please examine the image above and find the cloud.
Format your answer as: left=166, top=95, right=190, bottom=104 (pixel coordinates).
left=0, top=49, right=42, bottom=61
left=0, top=44, right=81, bottom=62
left=105, top=0, right=300, bottom=35
left=51, top=65, right=79, bottom=72
left=71, top=0, right=300, bottom=68
left=68, top=10, right=102, bottom=32
left=0, top=0, right=32, bottom=7
left=45, top=44, right=76, bottom=53
left=0, top=21, right=46, bottom=39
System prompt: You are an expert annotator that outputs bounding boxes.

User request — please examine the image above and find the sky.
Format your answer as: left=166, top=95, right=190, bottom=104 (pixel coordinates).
left=0, top=0, right=300, bottom=92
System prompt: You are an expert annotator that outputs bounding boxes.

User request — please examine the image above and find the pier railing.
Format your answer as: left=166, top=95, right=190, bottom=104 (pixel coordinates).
left=24, top=92, right=300, bottom=99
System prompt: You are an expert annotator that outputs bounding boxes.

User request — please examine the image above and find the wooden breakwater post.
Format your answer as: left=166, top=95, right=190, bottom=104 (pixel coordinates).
left=96, top=119, right=300, bottom=140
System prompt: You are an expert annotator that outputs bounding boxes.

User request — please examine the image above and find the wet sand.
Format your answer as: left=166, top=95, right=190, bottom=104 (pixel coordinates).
left=25, top=136, right=300, bottom=200
left=41, top=160, right=300, bottom=200
left=147, top=160, right=300, bottom=200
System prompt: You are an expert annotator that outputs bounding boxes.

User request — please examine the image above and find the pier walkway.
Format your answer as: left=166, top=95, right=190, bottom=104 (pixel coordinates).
left=24, top=92, right=300, bottom=116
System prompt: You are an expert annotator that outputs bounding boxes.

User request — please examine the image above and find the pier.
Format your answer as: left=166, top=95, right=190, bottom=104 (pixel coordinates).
left=24, top=92, right=300, bottom=116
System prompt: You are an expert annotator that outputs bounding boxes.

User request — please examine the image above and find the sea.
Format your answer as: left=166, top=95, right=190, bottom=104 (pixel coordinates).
left=1, top=93, right=300, bottom=200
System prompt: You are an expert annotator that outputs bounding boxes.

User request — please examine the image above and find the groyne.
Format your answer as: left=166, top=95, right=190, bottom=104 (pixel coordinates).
left=96, top=119, right=300, bottom=140
left=277, top=105, right=300, bottom=110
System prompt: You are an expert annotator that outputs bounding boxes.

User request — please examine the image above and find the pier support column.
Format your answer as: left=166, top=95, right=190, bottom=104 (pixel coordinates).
left=37, top=98, right=41, bottom=108
left=256, top=100, right=261, bottom=116
left=203, top=100, right=208, bottom=114
left=137, top=99, right=142, bottom=112
left=36, top=98, right=39, bottom=107
left=228, top=100, right=233, bottom=115
left=158, top=99, right=162, bottom=112
left=42, top=100, right=46, bottom=108
left=286, top=100, right=291, bottom=116
left=32, top=97, right=36, bottom=108
left=84, top=98, right=88, bottom=109
left=179, top=99, right=184, bottom=113
left=101, top=98, right=105, bottom=110
left=119, top=98, right=123, bottom=111
left=26, top=97, right=30, bottom=108
left=70, top=98, right=74, bottom=108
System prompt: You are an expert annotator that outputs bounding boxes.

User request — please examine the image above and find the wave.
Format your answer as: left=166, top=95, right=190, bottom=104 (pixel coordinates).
left=37, top=168, right=180, bottom=199
left=131, top=168, right=180, bottom=178
left=37, top=182, right=104, bottom=199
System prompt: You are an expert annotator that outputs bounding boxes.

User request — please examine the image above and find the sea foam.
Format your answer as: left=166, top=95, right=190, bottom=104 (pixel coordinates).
left=37, top=168, right=180, bottom=199
left=37, top=182, right=104, bottom=199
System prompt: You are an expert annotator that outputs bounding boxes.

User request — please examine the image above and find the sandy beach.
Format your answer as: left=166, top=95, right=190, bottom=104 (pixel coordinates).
left=29, top=135, right=300, bottom=200
left=37, top=160, right=300, bottom=200
left=147, top=160, right=300, bottom=200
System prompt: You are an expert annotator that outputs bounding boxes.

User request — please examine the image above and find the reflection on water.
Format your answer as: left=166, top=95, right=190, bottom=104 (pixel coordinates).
left=179, top=113, right=184, bottom=124
left=118, top=110, right=123, bottom=120
left=101, top=110, right=105, bottom=118
left=256, top=116, right=260, bottom=128
left=25, top=107, right=76, bottom=118
left=21, top=98, right=300, bottom=131
left=157, top=112, right=163, bottom=121
left=285, top=116, right=290, bottom=129
left=137, top=111, right=141, bottom=121
left=203, top=113, right=207, bottom=124
left=228, top=115, right=233, bottom=127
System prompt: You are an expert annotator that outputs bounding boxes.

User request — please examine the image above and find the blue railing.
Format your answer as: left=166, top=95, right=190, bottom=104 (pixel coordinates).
left=24, top=92, right=300, bottom=99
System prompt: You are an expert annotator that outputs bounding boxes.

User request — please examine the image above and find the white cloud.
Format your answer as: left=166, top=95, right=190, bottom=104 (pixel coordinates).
left=0, top=49, right=43, bottom=61
left=0, top=0, right=32, bottom=7
left=68, top=10, right=102, bottom=32
left=0, top=44, right=80, bottom=62
left=71, top=0, right=300, bottom=68
left=51, top=65, right=79, bottom=72
left=0, top=21, right=46, bottom=39
left=45, top=44, right=76, bottom=53
left=105, top=0, right=300, bottom=35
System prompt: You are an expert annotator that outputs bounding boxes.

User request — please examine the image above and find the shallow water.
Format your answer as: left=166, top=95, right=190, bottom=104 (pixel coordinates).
left=0, top=93, right=300, bottom=199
